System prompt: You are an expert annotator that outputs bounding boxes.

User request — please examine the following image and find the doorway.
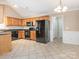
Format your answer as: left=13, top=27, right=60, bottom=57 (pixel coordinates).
left=50, top=15, right=64, bottom=43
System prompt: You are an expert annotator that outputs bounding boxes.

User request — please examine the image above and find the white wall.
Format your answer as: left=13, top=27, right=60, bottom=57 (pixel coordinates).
left=4, top=6, right=21, bottom=18
left=0, top=5, right=21, bottom=23
left=63, top=31, right=79, bottom=45
left=0, top=6, right=3, bottom=23
left=63, top=10, right=79, bottom=45
left=50, top=16, right=63, bottom=42
left=51, top=10, right=79, bottom=45
left=53, top=17, right=58, bottom=38
left=50, top=16, right=54, bottom=42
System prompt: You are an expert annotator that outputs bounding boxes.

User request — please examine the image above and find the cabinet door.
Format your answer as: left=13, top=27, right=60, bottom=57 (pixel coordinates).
left=30, top=18, right=33, bottom=22
left=27, top=19, right=30, bottom=22
left=30, top=31, right=36, bottom=41
left=9, top=17, right=15, bottom=26
left=18, top=31, right=25, bottom=39
left=18, top=20, right=22, bottom=26
left=15, top=19, right=19, bottom=26
left=12, top=19, right=19, bottom=26
left=21, top=20, right=26, bottom=26
left=6, top=17, right=13, bottom=26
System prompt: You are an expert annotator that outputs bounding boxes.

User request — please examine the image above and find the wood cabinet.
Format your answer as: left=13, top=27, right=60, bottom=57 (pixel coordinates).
left=18, top=20, right=22, bottom=26
left=0, top=32, right=12, bottom=55
left=21, top=19, right=26, bottom=26
left=18, top=31, right=25, bottom=39
left=12, top=19, right=17, bottom=26
left=5, top=17, right=12, bottom=26
left=22, top=18, right=33, bottom=26
left=6, top=17, right=22, bottom=26
left=5, top=16, right=49, bottom=26
left=30, top=31, right=36, bottom=41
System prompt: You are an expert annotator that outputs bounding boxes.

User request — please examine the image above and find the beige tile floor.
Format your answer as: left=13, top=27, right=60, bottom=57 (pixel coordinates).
left=0, top=39, right=79, bottom=59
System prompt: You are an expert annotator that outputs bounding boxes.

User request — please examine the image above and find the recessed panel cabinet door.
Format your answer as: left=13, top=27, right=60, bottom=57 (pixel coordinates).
left=18, top=20, right=22, bottom=26
left=30, top=31, right=36, bottom=41
left=12, top=19, right=19, bottom=26
left=18, top=31, right=25, bottom=39
left=12, top=19, right=16, bottom=26
left=6, top=17, right=13, bottom=26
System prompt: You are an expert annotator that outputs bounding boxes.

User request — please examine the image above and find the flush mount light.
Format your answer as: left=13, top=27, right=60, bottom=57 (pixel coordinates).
left=13, top=5, right=18, bottom=8
left=54, top=0, right=68, bottom=13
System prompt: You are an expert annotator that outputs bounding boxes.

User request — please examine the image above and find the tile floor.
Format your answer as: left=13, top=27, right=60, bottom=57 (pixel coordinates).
left=0, top=39, right=79, bottom=59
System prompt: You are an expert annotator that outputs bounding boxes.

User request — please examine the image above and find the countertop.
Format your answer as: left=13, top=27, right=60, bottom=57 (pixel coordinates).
left=0, top=26, right=36, bottom=31
left=0, top=31, right=10, bottom=35
left=0, top=26, right=29, bottom=31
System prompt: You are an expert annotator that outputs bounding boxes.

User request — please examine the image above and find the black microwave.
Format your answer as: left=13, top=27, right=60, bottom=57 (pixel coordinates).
left=26, top=22, right=33, bottom=26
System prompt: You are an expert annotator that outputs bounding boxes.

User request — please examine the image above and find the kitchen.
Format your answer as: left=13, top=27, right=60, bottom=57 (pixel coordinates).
left=0, top=16, right=50, bottom=55
left=0, top=5, right=50, bottom=55
left=0, top=0, right=79, bottom=59
left=3, top=16, right=50, bottom=42
left=0, top=16, right=49, bottom=40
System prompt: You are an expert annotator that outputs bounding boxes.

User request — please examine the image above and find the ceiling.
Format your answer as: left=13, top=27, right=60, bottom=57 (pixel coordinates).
left=0, top=0, right=79, bottom=18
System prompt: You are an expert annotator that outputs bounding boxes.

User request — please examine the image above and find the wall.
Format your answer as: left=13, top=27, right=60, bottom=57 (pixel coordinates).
left=0, top=5, right=20, bottom=24
left=50, top=16, right=54, bottom=41
left=4, top=5, right=21, bottom=18
left=0, top=6, right=3, bottom=23
left=64, top=10, right=79, bottom=31
left=63, top=10, right=79, bottom=45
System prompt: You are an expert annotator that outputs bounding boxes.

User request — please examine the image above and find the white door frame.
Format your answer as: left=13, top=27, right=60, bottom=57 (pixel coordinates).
left=50, top=15, right=64, bottom=42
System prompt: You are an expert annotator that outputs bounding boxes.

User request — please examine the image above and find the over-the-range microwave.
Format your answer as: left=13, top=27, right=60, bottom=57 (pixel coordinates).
left=26, top=22, right=33, bottom=26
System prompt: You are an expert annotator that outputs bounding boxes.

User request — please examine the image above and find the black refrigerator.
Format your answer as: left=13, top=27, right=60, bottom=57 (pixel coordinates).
left=36, top=20, right=50, bottom=43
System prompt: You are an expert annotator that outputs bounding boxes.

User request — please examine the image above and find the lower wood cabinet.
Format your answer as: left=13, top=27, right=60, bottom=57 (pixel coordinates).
left=18, top=31, right=25, bottom=39
left=30, top=31, right=36, bottom=41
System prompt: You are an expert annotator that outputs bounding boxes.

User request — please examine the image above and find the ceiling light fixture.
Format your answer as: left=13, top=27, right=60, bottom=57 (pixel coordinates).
left=13, top=5, right=18, bottom=8
left=54, top=0, right=68, bottom=13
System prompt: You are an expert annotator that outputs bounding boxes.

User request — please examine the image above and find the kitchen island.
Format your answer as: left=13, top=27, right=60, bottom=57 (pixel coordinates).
left=0, top=26, right=31, bottom=55
left=0, top=31, right=12, bottom=55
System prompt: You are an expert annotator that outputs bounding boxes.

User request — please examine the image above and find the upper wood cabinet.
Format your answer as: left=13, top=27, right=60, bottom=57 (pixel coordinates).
left=5, top=16, right=49, bottom=26
left=5, top=17, right=22, bottom=26
left=21, top=19, right=26, bottom=26
left=5, top=17, right=12, bottom=26
left=18, top=19, right=22, bottom=26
